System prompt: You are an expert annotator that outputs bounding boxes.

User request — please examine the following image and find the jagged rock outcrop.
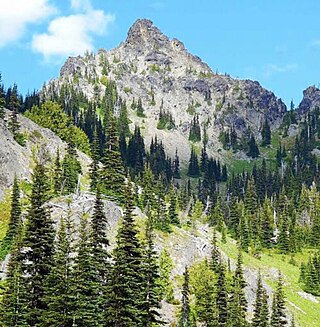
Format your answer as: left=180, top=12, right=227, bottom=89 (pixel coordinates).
left=298, top=86, right=320, bottom=115
left=44, top=18, right=286, bottom=162
left=0, top=110, right=90, bottom=200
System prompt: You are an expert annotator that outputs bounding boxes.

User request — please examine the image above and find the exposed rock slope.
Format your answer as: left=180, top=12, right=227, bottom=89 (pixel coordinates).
left=0, top=110, right=90, bottom=200
left=44, top=19, right=286, bottom=162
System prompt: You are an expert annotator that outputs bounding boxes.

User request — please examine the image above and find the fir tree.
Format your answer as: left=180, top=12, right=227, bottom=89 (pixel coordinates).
left=142, top=217, right=163, bottom=326
left=252, top=271, right=269, bottom=327
left=211, top=228, right=221, bottom=273
left=42, top=212, right=76, bottom=327
left=53, top=148, right=63, bottom=195
left=90, top=188, right=111, bottom=324
left=73, top=214, right=101, bottom=327
left=261, top=119, right=271, bottom=146
left=270, top=272, right=287, bottom=327
left=216, top=263, right=229, bottom=327
left=22, top=161, right=55, bottom=326
left=188, top=147, right=200, bottom=178
left=247, top=134, right=260, bottom=158
left=106, top=181, right=146, bottom=326
left=168, top=182, right=179, bottom=225
left=2, top=176, right=21, bottom=249
left=100, top=115, right=125, bottom=202
left=89, top=128, right=100, bottom=191
left=228, top=250, right=247, bottom=327
left=179, top=266, right=193, bottom=327
left=0, top=220, right=28, bottom=327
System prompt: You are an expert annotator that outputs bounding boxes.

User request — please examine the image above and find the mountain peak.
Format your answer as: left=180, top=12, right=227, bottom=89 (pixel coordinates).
left=125, top=18, right=170, bottom=49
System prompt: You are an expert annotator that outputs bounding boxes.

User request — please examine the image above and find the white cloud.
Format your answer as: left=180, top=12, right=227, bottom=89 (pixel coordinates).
left=71, top=0, right=92, bottom=11
left=0, top=0, right=56, bottom=48
left=32, top=3, right=115, bottom=59
left=264, top=63, right=297, bottom=77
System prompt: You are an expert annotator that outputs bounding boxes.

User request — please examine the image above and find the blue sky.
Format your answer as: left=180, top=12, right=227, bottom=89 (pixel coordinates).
left=1, top=0, right=320, bottom=107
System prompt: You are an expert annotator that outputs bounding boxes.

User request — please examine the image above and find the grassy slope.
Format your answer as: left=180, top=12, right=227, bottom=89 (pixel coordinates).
left=219, top=235, right=319, bottom=327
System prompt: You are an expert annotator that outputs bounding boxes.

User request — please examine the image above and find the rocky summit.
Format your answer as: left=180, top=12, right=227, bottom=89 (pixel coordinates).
left=44, top=19, right=286, bottom=162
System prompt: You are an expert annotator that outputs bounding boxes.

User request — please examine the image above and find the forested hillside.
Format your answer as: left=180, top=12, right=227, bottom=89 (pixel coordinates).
left=1, top=19, right=320, bottom=327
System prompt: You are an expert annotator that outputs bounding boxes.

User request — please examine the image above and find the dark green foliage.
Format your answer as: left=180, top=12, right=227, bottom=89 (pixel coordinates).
left=73, top=215, right=101, bottom=327
left=133, top=97, right=146, bottom=117
left=216, top=264, right=228, bottom=327
left=261, top=119, right=271, bottom=146
left=42, top=212, right=76, bottom=327
left=211, top=229, right=221, bottom=273
left=53, top=148, right=63, bottom=196
left=189, top=115, right=201, bottom=142
left=270, top=273, right=287, bottom=327
left=157, top=107, right=175, bottom=130
left=89, top=128, right=100, bottom=191
left=22, top=161, right=55, bottom=326
left=247, top=134, right=260, bottom=158
left=141, top=218, right=163, bottom=326
left=168, top=182, right=179, bottom=225
left=188, top=147, right=200, bottom=177
left=106, top=182, right=146, bottom=326
left=126, top=126, right=145, bottom=175
left=61, top=142, right=82, bottom=195
left=228, top=250, right=247, bottom=327
left=179, top=267, right=194, bottom=327
left=117, top=100, right=131, bottom=137
left=0, top=221, right=28, bottom=327
left=299, top=252, right=320, bottom=295
left=100, top=115, right=125, bottom=201
left=252, top=272, right=269, bottom=327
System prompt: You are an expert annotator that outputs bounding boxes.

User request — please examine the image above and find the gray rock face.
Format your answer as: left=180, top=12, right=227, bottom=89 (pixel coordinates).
left=298, top=86, right=320, bottom=115
left=0, top=110, right=90, bottom=200
left=43, top=18, right=286, bottom=164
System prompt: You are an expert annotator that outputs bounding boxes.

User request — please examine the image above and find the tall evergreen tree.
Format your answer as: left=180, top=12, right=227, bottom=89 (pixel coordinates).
left=142, top=217, right=163, bottom=326
left=89, top=128, right=100, bottom=191
left=188, top=147, right=200, bottom=178
left=216, top=263, right=229, bottom=327
left=270, top=273, right=287, bottom=327
left=106, top=181, right=146, bottom=326
left=179, top=266, right=193, bottom=327
left=0, top=220, right=28, bottom=327
left=252, top=271, right=269, bottom=327
left=42, top=212, right=76, bottom=327
left=53, top=148, right=63, bottom=195
left=22, top=161, right=55, bottom=326
left=100, top=115, right=125, bottom=202
left=261, top=119, right=271, bottom=146
left=73, top=214, right=101, bottom=327
left=3, top=176, right=21, bottom=248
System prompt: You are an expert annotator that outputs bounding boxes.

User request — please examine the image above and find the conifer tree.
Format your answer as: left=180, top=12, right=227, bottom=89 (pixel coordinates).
left=211, top=228, right=221, bottom=273
left=228, top=250, right=247, bottom=327
left=270, top=273, right=287, bottom=327
left=106, top=181, right=146, bottom=326
left=247, top=134, right=260, bottom=158
left=159, top=249, right=175, bottom=303
left=73, top=214, right=101, bottom=327
left=3, top=176, right=21, bottom=247
left=53, top=148, right=62, bottom=195
left=0, top=220, right=28, bottom=327
left=90, top=188, right=111, bottom=324
left=261, top=119, right=271, bottom=146
left=62, top=142, right=82, bottom=195
left=168, top=181, right=179, bottom=225
left=22, top=161, right=55, bottom=326
left=100, top=115, right=125, bottom=202
left=89, top=128, right=100, bottom=191
left=142, top=217, right=163, bottom=326
left=252, top=272, right=269, bottom=327
left=188, top=147, right=200, bottom=178
left=216, top=263, right=229, bottom=327
left=179, top=266, right=194, bottom=327
left=42, top=212, right=76, bottom=327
